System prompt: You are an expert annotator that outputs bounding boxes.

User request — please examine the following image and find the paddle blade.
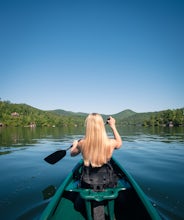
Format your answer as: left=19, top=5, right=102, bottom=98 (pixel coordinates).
left=44, top=150, right=66, bottom=164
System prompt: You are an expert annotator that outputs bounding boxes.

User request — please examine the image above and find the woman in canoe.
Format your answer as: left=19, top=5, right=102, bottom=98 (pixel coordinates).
left=70, top=113, right=122, bottom=190
left=70, top=113, right=122, bottom=218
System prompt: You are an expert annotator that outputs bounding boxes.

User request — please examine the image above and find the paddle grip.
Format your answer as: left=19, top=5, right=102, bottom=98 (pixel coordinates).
left=105, top=117, right=110, bottom=125
left=67, top=139, right=81, bottom=151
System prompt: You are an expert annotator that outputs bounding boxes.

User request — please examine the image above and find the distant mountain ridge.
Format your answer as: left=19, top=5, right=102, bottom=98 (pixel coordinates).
left=49, top=109, right=139, bottom=123
left=0, top=100, right=183, bottom=127
left=49, top=109, right=136, bottom=118
left=49, top=108, right=154, bottom=125
left=50, top=109, right=88, bottom=117
left=112, top=109, right=137, bottom=118
left=50, top=108, right=184, bottom=127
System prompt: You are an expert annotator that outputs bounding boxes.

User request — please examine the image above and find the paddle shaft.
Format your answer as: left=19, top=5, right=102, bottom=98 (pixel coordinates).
left=44, top=140, right=81, bottom=164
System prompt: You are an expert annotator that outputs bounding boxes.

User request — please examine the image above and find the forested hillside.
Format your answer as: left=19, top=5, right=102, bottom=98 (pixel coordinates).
left=119, top=109, right=184, bottom=127
left=0, top=100, right=85, bottom=127
left=0, top=100, right=183, bottom=127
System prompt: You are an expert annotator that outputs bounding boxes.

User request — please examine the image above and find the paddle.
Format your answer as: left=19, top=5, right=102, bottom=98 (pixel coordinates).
left=44, top=145, right=72, bottom=164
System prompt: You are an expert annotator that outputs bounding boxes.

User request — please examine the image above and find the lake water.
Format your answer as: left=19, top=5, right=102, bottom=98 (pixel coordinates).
left=0, top=126, right=184, bottom=220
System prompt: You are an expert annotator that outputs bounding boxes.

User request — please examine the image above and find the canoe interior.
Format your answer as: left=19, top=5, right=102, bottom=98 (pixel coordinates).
left=40, top=158, right=162, bottom=220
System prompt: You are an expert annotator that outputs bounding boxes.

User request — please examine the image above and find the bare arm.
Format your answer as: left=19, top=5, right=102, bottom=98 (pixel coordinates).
left=107, top=116, right=122, bottom=149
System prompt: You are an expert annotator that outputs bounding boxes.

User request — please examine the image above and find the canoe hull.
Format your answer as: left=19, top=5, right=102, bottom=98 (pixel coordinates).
left=40, top=158, right=162, bottom=220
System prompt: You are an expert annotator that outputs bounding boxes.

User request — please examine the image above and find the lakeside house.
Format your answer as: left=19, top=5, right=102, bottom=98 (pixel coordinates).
left=11, top=112, right=19, bottom=117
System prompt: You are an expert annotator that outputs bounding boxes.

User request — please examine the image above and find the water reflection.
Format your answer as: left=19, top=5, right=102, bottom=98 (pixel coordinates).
left=0, top=127, right=38, bottom=146
left=0, top=126, right=85, bottom=155
left=0, top=126, right=183, bottom=156
left=117, top=126, right=184, bottom=143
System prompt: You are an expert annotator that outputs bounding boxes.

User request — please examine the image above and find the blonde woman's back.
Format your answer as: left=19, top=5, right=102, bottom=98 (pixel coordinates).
left=80, top=113, right=114, bottom=167
left=70, top=113, right=122, bottom=166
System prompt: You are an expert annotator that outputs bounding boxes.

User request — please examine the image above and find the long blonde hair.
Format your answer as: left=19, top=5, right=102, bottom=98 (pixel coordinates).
left=81, top=113, right=112, bottom=167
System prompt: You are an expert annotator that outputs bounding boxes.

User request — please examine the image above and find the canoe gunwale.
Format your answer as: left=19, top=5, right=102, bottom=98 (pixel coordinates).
left=111, top=158, right=162, bottom=220
left=40, top=157, right=162, bottom=220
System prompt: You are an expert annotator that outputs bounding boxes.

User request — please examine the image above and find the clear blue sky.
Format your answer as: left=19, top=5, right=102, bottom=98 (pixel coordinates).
left=0, top=0, right=184, bottom=114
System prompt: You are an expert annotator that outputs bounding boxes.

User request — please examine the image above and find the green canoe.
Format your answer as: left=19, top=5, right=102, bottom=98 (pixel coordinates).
left=40, top=157, right=162, bottom=220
